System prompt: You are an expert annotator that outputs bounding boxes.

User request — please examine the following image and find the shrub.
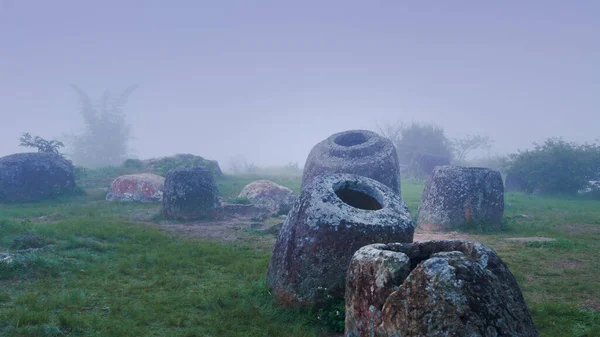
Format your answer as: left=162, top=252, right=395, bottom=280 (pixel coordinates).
left=122, top=159, right=144, bottom=170
left=506, top=138, right=600, bottom=196
left=153, top=156, right=216, bottom=176
left=19, top=133, right=65, bottom=156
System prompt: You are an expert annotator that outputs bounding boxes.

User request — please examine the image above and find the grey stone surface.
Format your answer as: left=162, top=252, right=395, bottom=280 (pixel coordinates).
left=345, top=240, right=539, bottom=337
left=302, top=130, right=401, bottom=195
left=238, top=180, right=296, bottom=214
left=0, top=152, right=75, bottom=203
left=345, top=244, right=411, bottom=337
left=417, top=166, right=504, bottom=231
left=162, top=167, right=221, bottom=220
left=267, top=173, right=414, bottom=307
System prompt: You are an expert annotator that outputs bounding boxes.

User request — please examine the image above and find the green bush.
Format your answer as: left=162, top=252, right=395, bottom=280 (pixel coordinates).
left=153, top=156, right=216, bottom=176
left=122, top=158, right=144, bottom=169
left=19, top=133, right=65, bottom=156
left=506, top=138, right=600, bottom=196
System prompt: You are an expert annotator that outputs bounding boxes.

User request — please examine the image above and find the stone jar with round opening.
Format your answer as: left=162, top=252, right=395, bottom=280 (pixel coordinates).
left=301, top=129, right=401, bottom=195
left=267, top=173, right=414, bottom=308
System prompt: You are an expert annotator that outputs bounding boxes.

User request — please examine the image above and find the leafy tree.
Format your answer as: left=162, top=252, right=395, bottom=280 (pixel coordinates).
left=506, top=138, right=600, bottom=195
left=67, top=85, right=137, bottom=168
left=379, top=121, right=453, bottom=177
left=19, top=133, right=65, bottom=156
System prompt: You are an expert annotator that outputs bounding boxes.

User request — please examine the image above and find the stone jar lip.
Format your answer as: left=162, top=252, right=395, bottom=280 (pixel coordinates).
left=326, top=130, right=383, bottom=157
left=367, top=239, right=497, bottom=269
left=332, top=179, right=386, bottom=210
left=325, top=174, right=390, bottom=212
left=305, top=174, right=412, bottom=225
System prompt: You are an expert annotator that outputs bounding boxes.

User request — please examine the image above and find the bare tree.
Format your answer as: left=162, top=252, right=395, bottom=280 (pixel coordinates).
left=376, top=120, right=403, bottom=144
left=451, top=134, right=493, bottom=164
left=227, top=155, right=248, bottom=174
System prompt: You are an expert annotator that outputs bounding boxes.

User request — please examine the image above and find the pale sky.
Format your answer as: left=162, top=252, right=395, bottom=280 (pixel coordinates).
left=1, top=1, right=598, bottom=168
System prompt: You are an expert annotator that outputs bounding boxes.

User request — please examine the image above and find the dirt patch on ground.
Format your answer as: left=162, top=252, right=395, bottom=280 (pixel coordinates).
left=504, top=237, right=556, bottom=242
left=580, top=298, right=600, bottom=311
left=413, top=230, right=469, bottom=242
left=551, top=258, right=585, bottom=270
left=152, top=219, right=472, bottom=246
left=27, top=213, right=66, bottom=224
left=152, top=218, right=282, bottom=243
left=562, top=224, right=600, bottom=234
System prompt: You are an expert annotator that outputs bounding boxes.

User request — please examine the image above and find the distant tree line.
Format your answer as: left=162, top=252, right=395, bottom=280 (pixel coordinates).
left=505, top=138, right=600, bottom=196
left=378, top=121, right=600, bottom=197
left=378, top=121, right=493, bottom=178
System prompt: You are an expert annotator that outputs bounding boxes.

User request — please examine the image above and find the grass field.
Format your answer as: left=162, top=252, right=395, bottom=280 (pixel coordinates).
left=0, top=171, right=599, bottom=336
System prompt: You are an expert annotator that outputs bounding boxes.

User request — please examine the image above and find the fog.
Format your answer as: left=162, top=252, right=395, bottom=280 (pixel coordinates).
left=1, top=1, right=598, bottom=169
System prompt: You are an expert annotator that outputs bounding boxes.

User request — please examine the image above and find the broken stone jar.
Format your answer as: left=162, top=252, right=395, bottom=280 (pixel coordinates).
left=345, top=240, right=539, bottom=337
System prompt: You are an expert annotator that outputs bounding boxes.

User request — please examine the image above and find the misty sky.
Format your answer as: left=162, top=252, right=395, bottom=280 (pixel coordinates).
left=1, top=1, right=598, bottom=168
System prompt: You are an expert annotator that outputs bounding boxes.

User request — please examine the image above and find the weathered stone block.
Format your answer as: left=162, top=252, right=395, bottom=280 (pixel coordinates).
left=417, top=166, right=504, bottom=230
left=162, top=167, right=221, bottom=219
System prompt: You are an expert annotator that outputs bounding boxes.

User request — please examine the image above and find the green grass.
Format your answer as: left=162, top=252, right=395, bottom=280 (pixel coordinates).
left=1, top=172, right=599, bottom=336
left=0, top=216, right=324, bottom=337
left=215, top=174, right=302, bottom=198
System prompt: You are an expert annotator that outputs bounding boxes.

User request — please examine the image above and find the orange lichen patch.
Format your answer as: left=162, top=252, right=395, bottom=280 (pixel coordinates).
left=465, top=199, right=472, bottom=222
left=273, top=288, right=303, bottom=308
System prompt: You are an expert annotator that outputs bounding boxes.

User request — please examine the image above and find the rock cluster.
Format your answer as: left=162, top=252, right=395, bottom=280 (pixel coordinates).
left=267, top=173, right=414, bottom=307
left=0, top=152, right=75, bottom=203
left=345, top=240, right=539, bottom=337
left=302, top=130, right=401, bottom=195
left=417, top=166, right=504, bottom=231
